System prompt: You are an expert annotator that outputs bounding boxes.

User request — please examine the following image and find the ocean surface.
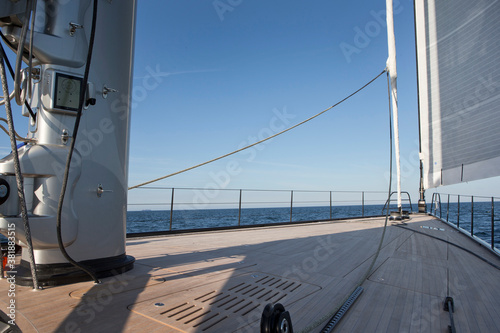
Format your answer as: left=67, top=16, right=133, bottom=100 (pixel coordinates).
left=127, top=202, right=500, bottom=249
left=429, top=201, right=500, bottom=249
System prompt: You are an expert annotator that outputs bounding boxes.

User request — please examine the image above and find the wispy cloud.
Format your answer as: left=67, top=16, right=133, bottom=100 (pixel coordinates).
left=233, top=158, right=310, bottom=170
left=133, top=68, right=220, bottom=80
left=0, top=147, right=11, bottom=155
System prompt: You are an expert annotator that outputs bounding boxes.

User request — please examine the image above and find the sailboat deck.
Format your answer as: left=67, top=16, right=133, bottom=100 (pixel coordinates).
left=1, top=214, right=500, bottom=332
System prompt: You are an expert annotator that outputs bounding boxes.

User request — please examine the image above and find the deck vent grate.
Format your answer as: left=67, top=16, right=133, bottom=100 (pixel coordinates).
left=129, top=272, right=321, bottom=332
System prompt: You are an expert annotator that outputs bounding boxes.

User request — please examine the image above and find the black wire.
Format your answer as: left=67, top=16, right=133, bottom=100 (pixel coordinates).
left=0, top=32, right=36, bottom=120
left=318, top=70, right=394, bottom=333
left=386, top=72, right=393, bottom=205
left=0, top=31, right=16, bottom=51
left=56, top=0, right=100, bottom=284
left=130, top=69, right=388, bottom=190
left=395, top=224, right=500, bottom=271
left=0, top=40, right=40, bottom=289
left=13, top=0, right=32, bottom=106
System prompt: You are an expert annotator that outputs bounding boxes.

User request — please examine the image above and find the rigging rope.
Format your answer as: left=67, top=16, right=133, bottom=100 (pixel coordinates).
left=27, top=0, right=37, bottom=100
left=395, top=224, right=500, bottom=271
left=0, top=33, right=36, bottom=120
left=129, top=69, right=387, bottom=190
left=13, top=0, right=32, bottom=106
left=0, top=123, right=29, bottom=142
left=0, top=36, right=39, bottom=290
left=302, top=71, right=395, bottom=333
left=55, top=0, right=99, bottom=284
left=0, top=89, right=14, bottom=106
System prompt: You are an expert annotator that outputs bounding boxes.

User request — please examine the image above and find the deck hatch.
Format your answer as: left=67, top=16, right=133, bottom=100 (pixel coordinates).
left=128, top=271, right=321, bottom=332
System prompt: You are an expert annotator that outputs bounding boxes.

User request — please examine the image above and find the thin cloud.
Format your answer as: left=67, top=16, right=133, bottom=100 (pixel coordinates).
left=133, top=68, right=220, bottom=80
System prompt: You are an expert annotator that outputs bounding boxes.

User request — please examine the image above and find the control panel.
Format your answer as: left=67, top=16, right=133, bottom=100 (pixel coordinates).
left=41, top=69, right=83, bottom=114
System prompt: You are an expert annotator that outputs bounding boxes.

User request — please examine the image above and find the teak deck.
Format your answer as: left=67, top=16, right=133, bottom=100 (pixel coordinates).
left=1, top=214, right=499, bottom=332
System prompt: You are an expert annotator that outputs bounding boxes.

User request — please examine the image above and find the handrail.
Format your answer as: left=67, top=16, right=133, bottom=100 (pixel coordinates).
left=428, top=192, right=498, bottom=255
left=430, top=192, right=442, bottom=219
left=127, top=187, right=391, bottom=232
left=430, top=192, right=500, bottom=201
left=134, top=186, right=387, bottom=194
left=381, top=191, right=413, bottom=214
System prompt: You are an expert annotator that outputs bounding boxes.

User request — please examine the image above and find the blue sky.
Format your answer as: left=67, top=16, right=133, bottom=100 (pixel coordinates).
left=129, top=0, right=418, bottom=196
left=127, top=0, right=500, bottom=206
left=2, top=0, right=500, bottom=210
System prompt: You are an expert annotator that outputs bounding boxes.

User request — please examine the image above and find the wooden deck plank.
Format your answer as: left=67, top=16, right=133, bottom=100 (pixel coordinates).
left=357, top=281, right=393, bottom=332
left=375, top=280, right=408, bottom=331
left=385, top=287, right=411, bottom=332
left=447, top=249, right=500, bottom=332
left=0, top=215, right=498, bottom=332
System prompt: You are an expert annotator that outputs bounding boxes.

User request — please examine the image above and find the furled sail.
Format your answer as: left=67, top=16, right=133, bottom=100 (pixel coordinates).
left=415, top=0, right=500, bottom=189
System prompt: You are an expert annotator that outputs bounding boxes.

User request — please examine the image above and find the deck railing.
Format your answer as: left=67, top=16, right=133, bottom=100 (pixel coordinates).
left=127, top=187, right=410, bottom=233
left=429, top=193, right=499, bottom=254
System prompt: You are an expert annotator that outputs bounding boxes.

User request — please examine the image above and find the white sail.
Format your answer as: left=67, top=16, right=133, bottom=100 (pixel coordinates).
left=386, top=0, right=402, bottom=209
left=416, top=0, right=500, bottom=189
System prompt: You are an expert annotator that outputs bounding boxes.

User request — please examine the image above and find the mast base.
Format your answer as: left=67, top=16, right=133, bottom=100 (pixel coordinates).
left=418, top=199, right=426, bottom=213
left=13, top=254, right=135, bottom=287
left=389, top=210, right=409, bottom=220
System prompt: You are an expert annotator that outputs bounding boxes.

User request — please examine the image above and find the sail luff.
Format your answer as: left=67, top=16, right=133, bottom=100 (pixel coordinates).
left=416, top=0, right=500, bottom=189
left=386, top=0, right=402, bottom=210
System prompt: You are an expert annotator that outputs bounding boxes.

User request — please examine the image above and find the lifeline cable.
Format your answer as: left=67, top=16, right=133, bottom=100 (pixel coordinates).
left=129, top=69, right=387, bottom=190
left=55, top=0, right=100, bottom=284
left=0, top=89, right=14, bottom=106
left=13, top=0, right=32, bottom=106
left=303, top=71, right=395, bottom=333
left=394, top=224, right=500, bottom=271
left=0, top=33, right=36, bottom=119
left=27, top=0, right=37, bottom=100
left=0, top=40, right=39, bottom=290
left=0, top=123, right=29, bottom=142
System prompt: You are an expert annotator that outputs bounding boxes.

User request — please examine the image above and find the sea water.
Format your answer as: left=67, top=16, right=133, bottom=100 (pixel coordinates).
left=430, top=201, right=500, bottom=249
left=126, top=204, right=385, bottom=233
left=127, top=202, right=500, bottom=249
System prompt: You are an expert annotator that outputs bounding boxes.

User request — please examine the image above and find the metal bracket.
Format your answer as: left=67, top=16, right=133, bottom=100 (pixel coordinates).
left=97, top=184, right=113, bottom=198
left=69, top=22, right=84, bottom=37
left=102, top=85, right=119, bottom=99
left=30, top=67, right=41, bottom=82
left=61, top=129, right=69, bottom=145
left=444, top=296, right=456, bottom=333
left=443, top=296, right=454, bottom=312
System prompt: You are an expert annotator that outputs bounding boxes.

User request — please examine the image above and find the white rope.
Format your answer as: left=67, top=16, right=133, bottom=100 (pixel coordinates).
left=0, top=43, right=40, bottom=290
left=0, top=89, right=15, bottom=106
left=129, top=69, right=386, bottom=190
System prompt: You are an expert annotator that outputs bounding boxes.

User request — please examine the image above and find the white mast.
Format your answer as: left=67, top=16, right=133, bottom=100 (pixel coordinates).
left=386, top=0, right=402, bottom=213
left=0, top=0, right=137, bottom=285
